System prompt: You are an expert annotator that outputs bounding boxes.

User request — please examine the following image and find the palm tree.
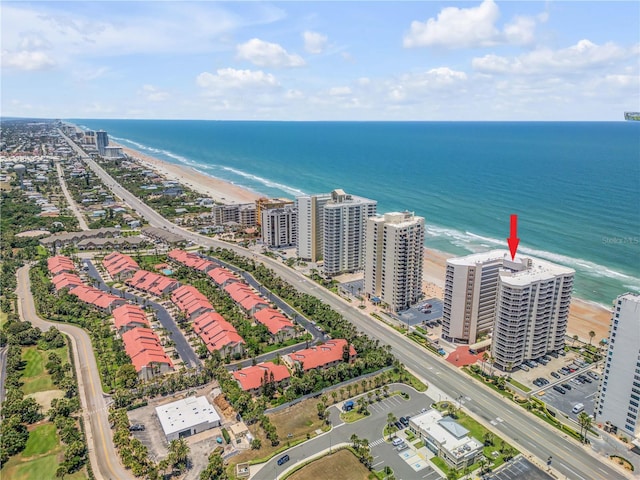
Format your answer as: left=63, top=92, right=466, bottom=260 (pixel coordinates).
left=386, top=412, right=397, bottom=439
left=481, top=352, right=489, bottom=375
left=578, top=412, right=593, bottom=443
left=572, top=334, right=579, bottom=346
left=588, top=330, right=596, bottom=346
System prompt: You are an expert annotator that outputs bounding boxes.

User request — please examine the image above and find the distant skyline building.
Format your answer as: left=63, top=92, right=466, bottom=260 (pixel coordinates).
left=296, top=192, right=331, bottom=262
left=96, top=130, right=109, bottom=156
left=256, top=197, right=294, bottom=226
left=364, top=211, right=425, bottom=312
left=261, top=205, right=297, bottom=248
left=442, top=250, right=575, bottom=370
left=322, top=189, right=377, bottom=276
left=595, top=293, right=640, bottom=439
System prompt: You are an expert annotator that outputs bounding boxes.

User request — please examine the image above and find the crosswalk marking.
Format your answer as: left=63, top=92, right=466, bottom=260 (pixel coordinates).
left=369, top=437, right=385, bottom=448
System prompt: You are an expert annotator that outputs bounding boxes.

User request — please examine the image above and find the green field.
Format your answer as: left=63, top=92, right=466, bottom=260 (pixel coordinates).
left=1, top=453, right=87, bottom=480
left=0, top=311, right=7, bottom=329
left=21, top=345, right=69, bottom=395
left=23, top=424, right=58, bottom=457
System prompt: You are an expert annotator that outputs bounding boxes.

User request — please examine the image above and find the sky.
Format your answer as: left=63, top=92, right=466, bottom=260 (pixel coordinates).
left=1, top=1, right=639, bottom=121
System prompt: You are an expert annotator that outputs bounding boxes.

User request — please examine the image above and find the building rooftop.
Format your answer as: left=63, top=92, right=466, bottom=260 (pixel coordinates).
left=155, top=396, right=220, bottom=437
left=410, top=409, right=482, bottom=458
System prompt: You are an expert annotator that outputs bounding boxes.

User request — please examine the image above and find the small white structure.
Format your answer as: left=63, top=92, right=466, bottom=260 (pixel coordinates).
left=155, top=396, right=221, bottom=441
left=408, top=409, right=483, bottom=469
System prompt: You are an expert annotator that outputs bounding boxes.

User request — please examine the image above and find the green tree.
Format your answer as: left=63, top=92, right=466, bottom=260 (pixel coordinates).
left=588, top=330, right=596, bottom=346
left=386, top=412, right=397, bottom=439
left=115, top=364, right=138, bottom=389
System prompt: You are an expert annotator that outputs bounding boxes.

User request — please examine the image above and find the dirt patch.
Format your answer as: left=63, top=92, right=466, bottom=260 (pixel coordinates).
left=271, top=398, right=327, bottom=441
left=213, top=393, right=237, bottom=422
left=27, top=389, right=64, bottom=413
left=287, top=449, right=370, bottom=480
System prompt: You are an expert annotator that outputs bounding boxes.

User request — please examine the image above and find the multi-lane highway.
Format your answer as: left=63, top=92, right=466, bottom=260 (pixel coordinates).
left=16, top=266, right=133, bottom=480
left=60, top=131, right=629, bottom=480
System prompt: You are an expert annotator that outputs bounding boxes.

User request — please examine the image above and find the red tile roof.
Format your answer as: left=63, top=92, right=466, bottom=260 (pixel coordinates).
left=192, top=311, right=244, bottom=352
left=121, top=327, right=173, bottom=372
left=171, top=285, right=213, bottom=318
left=68, top=284, right=123, bottom=310
left=232, top=362, right=290, bottom=391
left=207, top=267, right=239, bottom=286
left=286, top=339, right=357, bottom=371
left=47, top=256, right=75, bottom=275
left=253, top=308, right=294, bottom=335
left=224, top=282, right=268, bottom=311
left=168, top=249, right=217, bottom=272
left=102, top=252, right=140, bottom=278
left=52, top=272, right=83, bottom=291
left=112, top=304, right=150, bottom=331
left=125, top=270, right=178, bottom=296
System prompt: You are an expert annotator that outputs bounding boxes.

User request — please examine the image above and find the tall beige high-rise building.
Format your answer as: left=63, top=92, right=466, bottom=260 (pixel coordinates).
left=296, top=193, right=332, bottom=262
left=442, top=250, right=574, bottom=370
left=364, top=211, right=425, bottom=312
left=261, top=205, right=297, bottom=248
left=595, top=293, right=640, bottom=438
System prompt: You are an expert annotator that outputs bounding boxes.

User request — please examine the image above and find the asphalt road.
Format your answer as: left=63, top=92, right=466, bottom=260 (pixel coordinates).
left=16, top=265, right=133, bottom=480
left=64, top=132, right=630, bottom=480
left=56, top=159, right=89, bottom=231
left=83, top=259, right=201, bottom=369
left=0, top=346, right=7, bottom=406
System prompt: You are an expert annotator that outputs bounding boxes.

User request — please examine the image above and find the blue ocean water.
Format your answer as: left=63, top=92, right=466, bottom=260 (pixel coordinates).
left=71, top=120, right=640, bottom=306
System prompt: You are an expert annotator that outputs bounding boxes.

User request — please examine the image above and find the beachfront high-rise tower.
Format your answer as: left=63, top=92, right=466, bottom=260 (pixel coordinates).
left=492, top=257, right=574, bottom=370
left=595, top=293, right=640, bottom=438
left=322, top=189, right=377, bottom=276
left=261, top=205, right=298, bottom=248
left=296, top=193, right=332, bottom=262
left=96, top=130, right=109, bottom=156
left=364, top=212, right=425, bottom=312
left=442, top=250, right=574, bottom=369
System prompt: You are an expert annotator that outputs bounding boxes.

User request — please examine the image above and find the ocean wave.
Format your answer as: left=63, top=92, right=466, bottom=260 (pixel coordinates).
left=110, top=135, right=195, bottom=166
left=424, top=224, right=640, bottom=287
left=220, top=166, right=306, bottom=197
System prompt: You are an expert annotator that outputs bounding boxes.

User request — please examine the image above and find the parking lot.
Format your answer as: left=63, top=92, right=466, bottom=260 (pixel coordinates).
left=486, top=456, right=553, bottom=480
left=393, top=298, right=443, bottom=327
left=536, top=370, right=599, bottom=421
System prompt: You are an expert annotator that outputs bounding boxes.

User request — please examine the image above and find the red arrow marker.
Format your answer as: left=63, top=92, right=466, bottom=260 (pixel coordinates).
left=507, top=214, right=520, bottom=260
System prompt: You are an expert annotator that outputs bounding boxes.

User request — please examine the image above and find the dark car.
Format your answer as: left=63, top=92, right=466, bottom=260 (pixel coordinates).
left=579, top=375, right=592, bottom=383
left=277, top=455, right=290, bottom=466
left=561, top=383, right=572, bottom=390
left=400, top=417, right=409, bottom=427
left=551, top=372, right=561, bottom=379
left=553, top=385, right=566, bottom=394
left=549, top=351, right=559, bottom=358
left=129, top=424, right=145, bottom=431
left=395, top=421, right=403, bottom=430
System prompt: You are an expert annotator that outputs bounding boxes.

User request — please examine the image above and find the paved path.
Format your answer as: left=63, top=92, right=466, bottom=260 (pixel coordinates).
left=16, top=265, right=134, bottom=480
left=56, top=160, right=89, bottom=230
left=61, top=130, right=632, bottom=480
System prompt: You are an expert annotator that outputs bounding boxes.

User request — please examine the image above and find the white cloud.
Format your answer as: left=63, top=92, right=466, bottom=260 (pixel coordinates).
left=403, top=0, right=500, bottom=49
left=141, top=84, right=169, bottom=102
left=303, top=31, right=328, bottom=54
left=329, top=86, right=352, bottom=96
left=1, top=50, right=56, bottom=71
left=196, top=68, right=280, bottom=95
left=236, top=38, right=305, bottom=68
left=403, top=0, right=545, bottom=49
left=387, top=67, right=468, bottom=103
left=472, top=40, right=635, bottom=75
left=285, top=89, right=304, bottom=100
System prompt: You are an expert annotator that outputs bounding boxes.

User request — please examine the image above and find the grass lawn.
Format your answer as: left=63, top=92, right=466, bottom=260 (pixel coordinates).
left=342, top=410, right=370, bottom=423
left=23, top=423, right=58, bottom=457
left=21, top=345, right=70, bottom=395
left=508, top=378, right=531, bottom=392
left=22, top=347, right=45, bottom=378
left=286, top=449, right=370, bottom=480
left=0, top=311, right=7, bottom=329
left=1, top=453, right=88, bottom=480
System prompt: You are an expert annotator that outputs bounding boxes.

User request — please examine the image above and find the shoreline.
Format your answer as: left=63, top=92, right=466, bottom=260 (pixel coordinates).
left=112, top=140, right=614, bottom=341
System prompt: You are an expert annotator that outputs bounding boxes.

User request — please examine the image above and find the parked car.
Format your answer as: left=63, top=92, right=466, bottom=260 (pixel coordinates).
left=558, top=349, right=566, bottom=356
left=392, top=438, right=404, bottom=447
left=549, top=351, right=559, bottom=358
left=520, top=364, right=530, bottom=372
left=400, top=417, right=409, bottom=427
left=395, top=421, right=403, bottom=430
left=538, top=358, right=549, bottom=365
left=551, top=371, right=561, bottom=379
left=396, top=442, right=409, bottom=451
left=561, top=383, right=572, bottom=390
left=559, top=367, right=570, bottom=374
left=129, top=424, right=145, bottom=431
left=553, top=385, right=566, bottom=394
left=587, top=371, right=600, bottom=380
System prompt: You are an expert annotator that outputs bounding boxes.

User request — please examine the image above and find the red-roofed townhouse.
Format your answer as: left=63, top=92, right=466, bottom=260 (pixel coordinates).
left=171, top=285, right=213, bottom=320
left=223, top=282, right=269, bottom=315
left=253, top=308, right=296, bottom=343
left=52, top=272, right=83, bottom=292
left=122, top=327, right=173, bottom=380
left=192, top=311, right=245, bottom=357
left=232, top=362, right=291, bottom=395
left=125, top=270, right=179, bottom=297
left=112, top=304, right=150, bottom=333
left=207, top=267, right=239, bottom=287
left=48, top=256, right=76, bottom=275
left=69, top=285, right=125, bottom=313
left=102, top=252, right=140, bottom=281
left=284, top=339, right=357, bottom=372
left=168, top=249, right=217, bottom=273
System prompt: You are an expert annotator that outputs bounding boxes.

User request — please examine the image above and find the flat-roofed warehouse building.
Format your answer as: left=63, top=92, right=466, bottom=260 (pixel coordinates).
left=155, top=396, right=221, bottom=441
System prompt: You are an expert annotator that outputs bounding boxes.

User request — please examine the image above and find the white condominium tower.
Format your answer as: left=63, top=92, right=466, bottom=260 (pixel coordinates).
left=323, top=189, right=377, bottom=276
left=492, top=257, right=574, bottom=370
left=364, top=212, right=425, bottom=312
left=442, top=250, right=574, bottom=370
left=261, top=205, right=297, bottom=248
left=595, top=293, right=640, bottom=438
left=296, top=193, right=331, bottom=261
